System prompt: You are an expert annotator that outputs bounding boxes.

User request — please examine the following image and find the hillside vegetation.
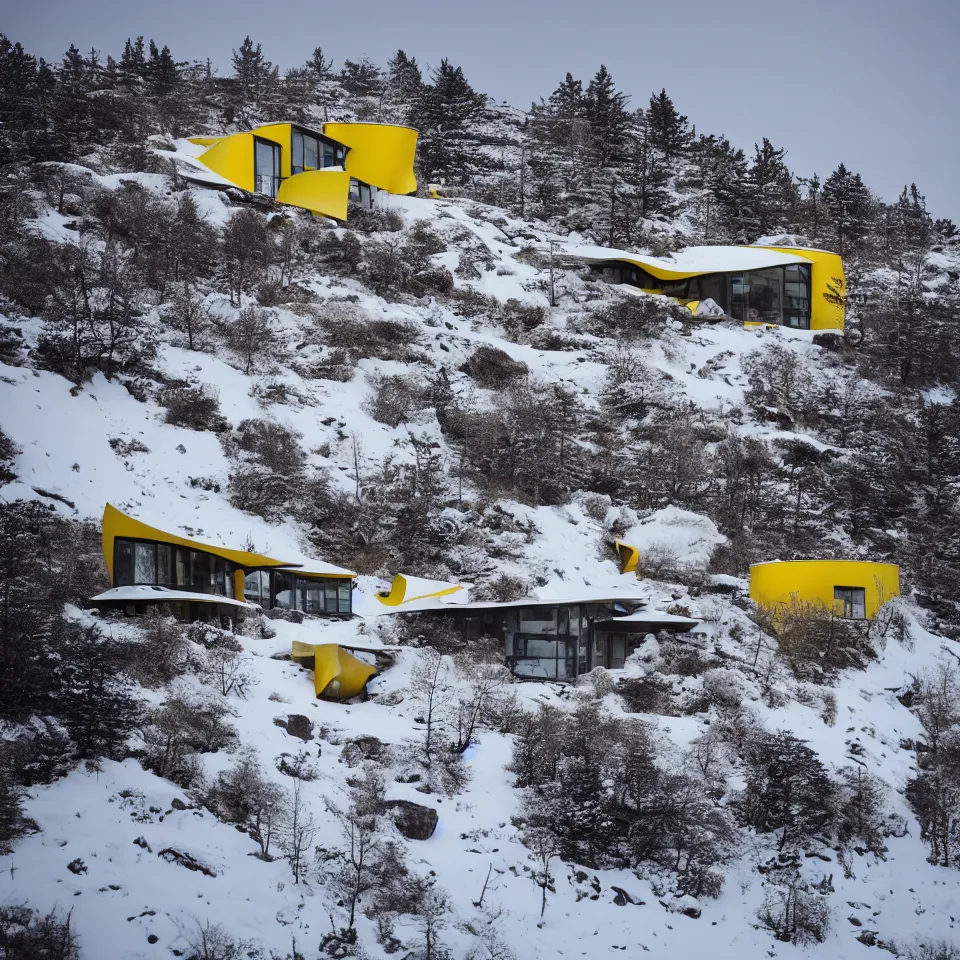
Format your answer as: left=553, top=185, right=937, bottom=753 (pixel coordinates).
left=1, top=33, right=960, bottom=960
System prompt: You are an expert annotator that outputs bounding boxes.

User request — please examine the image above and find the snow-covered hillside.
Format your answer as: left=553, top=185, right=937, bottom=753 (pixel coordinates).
left=2, top=157, right=960, bottom=960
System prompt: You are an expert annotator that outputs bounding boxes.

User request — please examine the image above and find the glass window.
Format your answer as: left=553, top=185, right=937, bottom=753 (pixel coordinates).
left=134, top=542, right=156, bottom=584
left=662, top=280, right=690, bottom=299
left=175, top=547, right=188, bottom=586
left=274, top=571, right=293, bottom=609
left=254, top=139, right=280, bottom=198
left=224, top=562, right=235, bottom=599
left=214, top=557, right=226, bottom=596
left=746, top=268, right=782, bottom=324
left=835, top=586, right=866, bottom=619
left=115, top=539, right=134, bottom=586
left=784, top=263, right=811, bottom=329
left=157, top=544, right=172, bottom=584
left=338, top=580, right=352, bottom=614
left=191, top=550, right=210, bottom=591
left=699, top=274, right=726, bottom=311
left=244, top=570, right=262, bottom=603
left=304, top=135, right=319, bottom=172
left=323, top=581, right=337, bottom=613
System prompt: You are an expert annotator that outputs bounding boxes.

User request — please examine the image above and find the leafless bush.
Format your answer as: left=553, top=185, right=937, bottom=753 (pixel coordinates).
left=460, top=345, right=529, bottom=389
left=498, top=298, right=546, bottom=339
left=222, top=305, right=279, bottom=375
left=159, top=383, right=227, bottom=432
left=314, top=302, right=422, bottom=361
left=183, top=919, right=257, bottom=960
left=618, top=674, right=677, bottom=715
left=364, top=373, right=430, bottom=427
left=588, top=293, right=684, bottom=340
left=125, top=611, right=190, bottom=688
left=905, top=941, right=960, bottom=960
left=302, top=347, right=357, bottom=382
left=758, top=880, right=830, bottom=945
left=0, top=904, right=79, bottom=960
left=166, top=283, right=214, bottom=351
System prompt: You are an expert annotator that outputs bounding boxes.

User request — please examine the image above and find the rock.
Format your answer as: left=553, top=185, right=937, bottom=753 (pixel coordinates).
left=157, top=847, right=217, bottom=877
left=67, top=858, right=87, bottom=875
left=385, top=800, right=438, bottom=840
left=611, top=886, right=645, bottom=906
left=170, top=798, right=187, bottom=811
left=285, top=714, right=314, bottom=741
left=849, top=917, right=863, bottom=927
left=339, top=735, right=385, bottom=767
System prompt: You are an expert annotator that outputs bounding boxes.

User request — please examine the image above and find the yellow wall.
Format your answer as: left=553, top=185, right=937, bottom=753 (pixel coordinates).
left=615, top=541, right=640, bottom=575
left=276, top=170, right=350, bottom=220
left=196, top=133, right=256, bottom=192
left=322, top=122, right=418, bottom=195
left=750, top=559, right=900, bottom=620
left=758, top=247, right=845, bottom=330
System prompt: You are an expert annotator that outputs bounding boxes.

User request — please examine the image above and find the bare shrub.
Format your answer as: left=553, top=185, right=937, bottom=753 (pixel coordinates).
left=618, top=674, right=676, bottom=715
left=905, top=941, right=960, bottom=960
left=364, top=373, right=429, bottom=427
left=314, top=303, right=422, bottom=361
left=183, top=919, right=257, bottom=960
left=759, top=880, right=830, bottom=945
left=460, top=345, right=529, bottom=389
left=126, top=611, right=190, bottom=688
left=159, top=383, right=227, bottom=432
left=588, top=293, right=684, bottom=340
left=222, top=305, right=279, bottom=375
left=302, top=347, right=357, bottom=382
left=0, top=904, right=79, bottom=959
left=166, top=283, right=214, bottom=351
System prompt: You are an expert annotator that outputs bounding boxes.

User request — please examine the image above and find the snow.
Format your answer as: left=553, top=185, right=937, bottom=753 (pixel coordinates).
left=563, top=243, right=814, bottom=277
left=2, top=153, right=959, bottom=960
left=89, top=586, right=257, bottom=610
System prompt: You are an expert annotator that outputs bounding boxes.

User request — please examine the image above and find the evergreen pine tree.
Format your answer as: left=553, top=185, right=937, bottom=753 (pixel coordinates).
left=821, top=163, right=872, bottom=255
left=231, top=35, right=277, bottom=112
left=646, top=88, right=689, bottom=164
left=387, top=49, right=423, bottom=99
left=583, top=65, right=630, bottom=169
left=744, top=138, right=797, bottom=238
left=119, top=36, right=147, bottom=80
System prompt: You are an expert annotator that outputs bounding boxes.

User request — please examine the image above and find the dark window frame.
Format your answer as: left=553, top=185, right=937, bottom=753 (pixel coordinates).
left=113, top=537, right=236, bottom=597
left=834, top=585, right=867, bottom=619
left=290, top=125, right=348, bottom=176
left=253, top=135, right=282, bottom=197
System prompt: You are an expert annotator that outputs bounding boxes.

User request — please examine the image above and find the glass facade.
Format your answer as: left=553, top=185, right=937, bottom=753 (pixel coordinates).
left=291, top=127, right=346, bottom=175
left=243, top=569, right=352, bottom=615
left=114, top=538, right=236, bottom=598
left=594, top=262, right=812, bottom=329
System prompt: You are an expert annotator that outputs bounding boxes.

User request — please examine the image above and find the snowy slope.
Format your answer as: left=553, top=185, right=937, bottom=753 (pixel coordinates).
left=2, top=168, right=959, bottom=960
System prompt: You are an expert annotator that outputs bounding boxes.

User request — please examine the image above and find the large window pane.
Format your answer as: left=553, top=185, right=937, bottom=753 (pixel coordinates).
left=175, top=548, right=188, bottom=586
left=274, top=571, right=293, bottom=609
left=115, top=539, right=134, bottom=586
left=254, top=139, right=280, bottom=198
left=157, top=544, right=171, bottom=584
left=746, top=268, right=782, bottom=324
left=338, top=581, right=351, bottom=613
left=134, top=542, right=156, bottom=584
left=191, top=550, right=210, bottom=591
left=244, top=571, right=261, bottom=602
left=784, top=263, right=811, bottom=328
left=304, top=134, right=319, bottom=172
left=834, top=586, right=866, bottom=619
left=291, top=128, right=303, bottom=173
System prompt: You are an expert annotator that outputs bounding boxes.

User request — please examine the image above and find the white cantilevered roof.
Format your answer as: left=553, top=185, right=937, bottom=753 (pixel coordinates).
left=562, top=244, right=814, bottom=281
left=90, top=586, right=257, bottom=610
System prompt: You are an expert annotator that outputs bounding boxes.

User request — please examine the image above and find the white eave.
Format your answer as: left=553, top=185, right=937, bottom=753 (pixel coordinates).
left=90, top=586, right=258, bottom=610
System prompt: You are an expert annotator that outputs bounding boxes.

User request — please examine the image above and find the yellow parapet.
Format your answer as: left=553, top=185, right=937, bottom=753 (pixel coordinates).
left=292, top=642, right=377, bottom=699
left=750, top=559, right=900, bottom=621
left=322, top=123, right=418, bottom=195
left=276, top=169, right=351, bottom=220
left=376, top=573, right=463, bottom=607
left=615, top=540, right=640, bottom=575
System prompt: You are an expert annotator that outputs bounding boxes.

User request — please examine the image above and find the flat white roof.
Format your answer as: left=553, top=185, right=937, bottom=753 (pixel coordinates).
left=90, top=586, right=257, bottom=610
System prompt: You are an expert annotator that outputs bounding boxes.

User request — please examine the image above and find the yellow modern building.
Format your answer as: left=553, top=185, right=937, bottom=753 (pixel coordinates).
left=565, top=243, right=845, bottom=331
left=188, top=121, right=418, bottom=221
left=750, top=559, right=900, bottom=621
left=91, top=504, right=355, bottom=621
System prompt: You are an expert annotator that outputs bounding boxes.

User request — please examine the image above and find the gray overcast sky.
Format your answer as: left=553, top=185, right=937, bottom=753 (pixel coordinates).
left=7, top=0, right=959, bottom=222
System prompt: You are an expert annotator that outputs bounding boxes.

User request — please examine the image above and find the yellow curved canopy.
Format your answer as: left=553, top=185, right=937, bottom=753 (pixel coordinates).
left=377, top=573, right=463, bottom=607
left=102, top=504, right=295, bottom=583
left=615, top=540, right=640, bottom=575
left=322, top=122, right=418, bottom=195
left=276, top=169, right=350, bottom=220
left=292, top=641, right=377, bottom=699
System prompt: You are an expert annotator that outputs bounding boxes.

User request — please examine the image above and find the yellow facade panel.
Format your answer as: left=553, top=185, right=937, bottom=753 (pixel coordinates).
left=322, top=122, right=418, bottom=195
left=750, top=559, right=900, bottom=621
left=276, top=169, right=350, bottom=221
left=615, top=540, right=640, bottom=575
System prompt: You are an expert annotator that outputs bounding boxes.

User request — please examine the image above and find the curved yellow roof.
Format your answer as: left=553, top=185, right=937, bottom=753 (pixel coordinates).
left=276, top=169, right=350, bottom=220
left=101, top=504, right=355, bottom=581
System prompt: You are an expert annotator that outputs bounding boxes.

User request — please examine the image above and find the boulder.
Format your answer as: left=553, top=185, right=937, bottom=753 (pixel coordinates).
left=385, top=800, right=438, bottom=840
